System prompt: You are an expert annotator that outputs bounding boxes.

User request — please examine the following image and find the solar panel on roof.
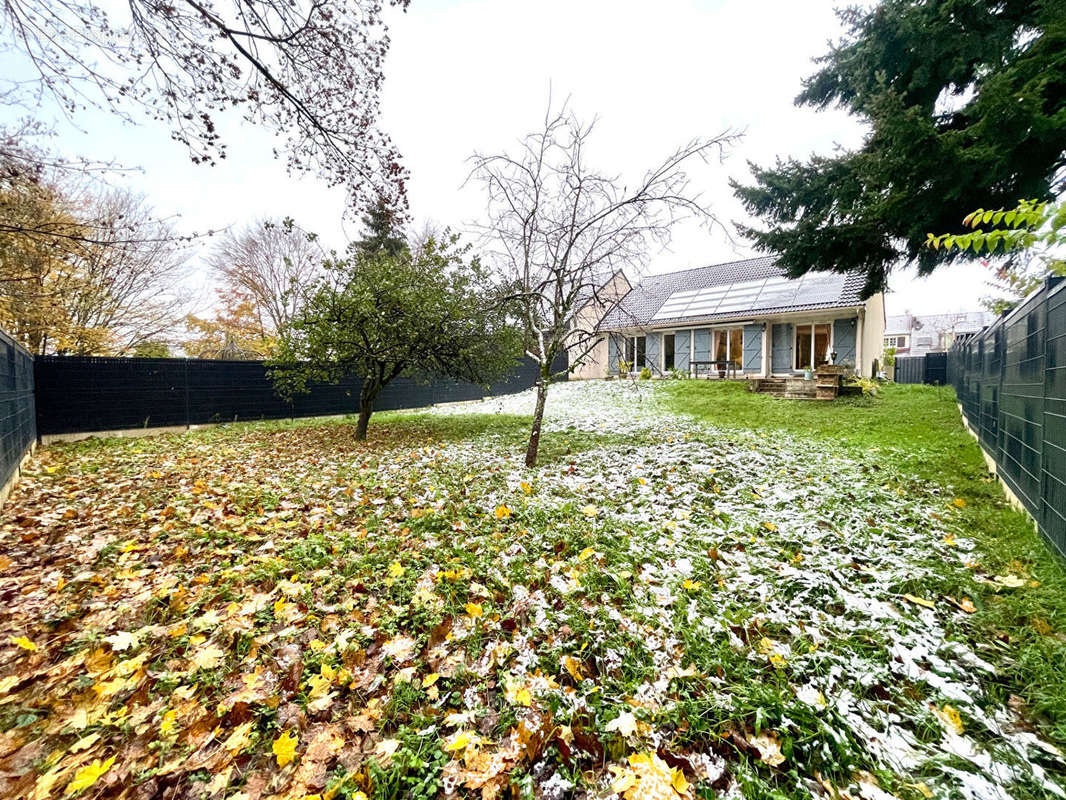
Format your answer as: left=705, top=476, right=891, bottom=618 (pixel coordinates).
left=649, top=271, right=847, bottom=322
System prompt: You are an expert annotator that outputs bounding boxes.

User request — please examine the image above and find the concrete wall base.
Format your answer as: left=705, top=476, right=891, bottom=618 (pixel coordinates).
left=956, top=402, right=1040, bottom=535
left=0, top=442, right=37, bottom=511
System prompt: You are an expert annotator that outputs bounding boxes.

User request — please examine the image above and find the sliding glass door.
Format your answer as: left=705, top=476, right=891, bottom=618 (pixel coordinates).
left=713, top=328, right=743, bottom=364
left=794, top=323, right=832, bottom=369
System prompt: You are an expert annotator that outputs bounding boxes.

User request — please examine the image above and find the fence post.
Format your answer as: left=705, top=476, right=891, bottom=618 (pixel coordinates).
left=184, top=358, right=191, bottom=430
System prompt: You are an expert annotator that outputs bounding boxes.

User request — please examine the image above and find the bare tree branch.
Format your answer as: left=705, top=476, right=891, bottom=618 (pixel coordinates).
left=468, top=98, right=737, bottom=465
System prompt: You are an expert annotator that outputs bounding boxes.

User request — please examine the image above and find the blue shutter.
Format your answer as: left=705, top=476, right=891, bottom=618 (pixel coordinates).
left=693, top=329, right=711, bottom=362
left=674, top=331, right=690, bottom=372
left=743, top=324, right=763, bottom=373
left=771, top=324, right=793, bottom=373
left=646, top=333, right=661, bottom=374
left=608, top=335, right=623, bottom=375
left=833, top=318, right=857, bottom=372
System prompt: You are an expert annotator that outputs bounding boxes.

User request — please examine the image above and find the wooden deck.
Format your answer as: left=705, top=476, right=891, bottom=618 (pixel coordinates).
left=748, top=366, right=851, bottom=400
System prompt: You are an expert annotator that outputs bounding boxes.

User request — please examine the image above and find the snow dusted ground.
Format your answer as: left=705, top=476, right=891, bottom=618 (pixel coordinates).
left=415, top=380, right=1065, bottom=800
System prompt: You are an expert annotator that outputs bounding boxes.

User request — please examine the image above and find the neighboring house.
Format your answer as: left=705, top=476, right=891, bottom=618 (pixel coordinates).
left=568, top=270, right=633, bottom=380
left=883, top=311, right=996, bottom=357
left=591, top=256, right=886, bottom=378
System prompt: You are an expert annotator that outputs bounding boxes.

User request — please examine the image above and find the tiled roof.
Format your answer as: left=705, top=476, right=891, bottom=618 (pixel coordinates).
left=884, top=312, right=995, bottom=336
left=598, top=256, right=866, bottom=330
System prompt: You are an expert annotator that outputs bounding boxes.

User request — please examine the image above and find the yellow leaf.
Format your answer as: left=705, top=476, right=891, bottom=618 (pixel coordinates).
left=672, top=768, right=690, bottom=795
left=903, top=593, right=935, bottom=609
left=465, top=602, right=483, bottom=618
left=763, top=521, right=778, bottom=532
left=932, top=704, right=964, bottom=735
left=952, top=497, right=967, bottom=508
left=223, top=720, right=255, bottom=753
left=388, top=561, right=404, bottom=578
left=504, top=678, right=532, bottom=707
left=444, top=730, right=477, bottom=752
left=578, top=547, right=596, bottom=562
left=10, top=636, right=37, bottom=652
left=159, top=709, right=178, bottom=737
left=422, top=673, right=440, bottom=688
left=580, top=504, right=598, bottom=518
left=994, top=574, right=1026, bottom=589
left=682, top=579, right=701, bottom=591
left=273, top=729, right=299, bottom=767
left=64, top=756, right=115, bottom=794
left=494, top=505, right=512, bottom=519
left=611, top=771, right=637, bottom=793
left=192, top=643, right=225, bottom=671
left=749, top=732, right=786, bottom=766
left=562, top=655, right=584, bottom=682
left=519, top=481, right=533, bottom=495
left=206, top=767, right=233, bottom=795
left=307, top=672, right=332, bottom=699
left=913, top=782, right=934, bottom=798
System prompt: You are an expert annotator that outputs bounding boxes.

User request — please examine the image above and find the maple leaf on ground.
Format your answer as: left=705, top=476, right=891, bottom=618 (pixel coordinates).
left=65, top=756, right=116, bottom=794
left=381, top=635, right=416, bottom=662
left=610, top=752, right=690, bottom=799
left=191, top=643, right=225, bottom=671
left=103, top=631, right=137, bottom=651
left=749, top=732, right=786, bottom=767
left=273, top=729, right=298, bottom=767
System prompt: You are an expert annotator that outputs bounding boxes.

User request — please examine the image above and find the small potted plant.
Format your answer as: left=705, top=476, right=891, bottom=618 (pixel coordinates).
left=803, top=364, right=814, bottom=380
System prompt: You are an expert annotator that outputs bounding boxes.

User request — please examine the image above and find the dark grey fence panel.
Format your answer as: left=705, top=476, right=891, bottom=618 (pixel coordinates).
left=949, top=276, right=1066, bottom=556
left=895, top=353, right=948, bottom=385
left=0, top=331, right=36, bottom=491
left=895, top=356, right=927, bottom=384
left=35, top=354, right=566, bottom=437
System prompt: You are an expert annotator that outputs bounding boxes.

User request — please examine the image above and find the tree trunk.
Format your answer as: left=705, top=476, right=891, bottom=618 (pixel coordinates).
left=355, top=380, right=378, bottom=441
left=524, top=375, right=550, bottom=467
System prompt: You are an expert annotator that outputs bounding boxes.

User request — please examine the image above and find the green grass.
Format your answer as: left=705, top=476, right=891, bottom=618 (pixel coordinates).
left=662, top=379, right=1066, bottom=744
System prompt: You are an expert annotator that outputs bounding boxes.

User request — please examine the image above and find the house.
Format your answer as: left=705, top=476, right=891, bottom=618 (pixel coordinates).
left=883, top=311, right=995, bottom=357
left=589, top=256, right=885, bottom=378
left=568, top=270, right=633, bottom=380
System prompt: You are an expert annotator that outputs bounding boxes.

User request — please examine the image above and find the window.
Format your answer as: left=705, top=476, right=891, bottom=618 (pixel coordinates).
left=624, top=336, right=646, bottom=369
left=883, top=335, right=908, bottom=349
left=663, top=334, right=675, bottom=371
left=795, top=323, right=832, bottom=369
left=712, top=328, right=743, bottom=364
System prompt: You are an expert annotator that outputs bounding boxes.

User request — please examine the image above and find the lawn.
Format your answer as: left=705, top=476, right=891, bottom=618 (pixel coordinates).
left=0, top=380, right=1063, bottom=800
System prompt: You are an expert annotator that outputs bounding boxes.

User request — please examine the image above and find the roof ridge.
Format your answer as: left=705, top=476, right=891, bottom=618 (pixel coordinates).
left=646, top=255, right=776, bottom=279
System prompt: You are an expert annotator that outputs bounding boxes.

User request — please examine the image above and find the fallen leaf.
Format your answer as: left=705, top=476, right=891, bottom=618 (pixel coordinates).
left=65, top=756, right=115, bottom=794
left=273, top=729, right=298, bottom=767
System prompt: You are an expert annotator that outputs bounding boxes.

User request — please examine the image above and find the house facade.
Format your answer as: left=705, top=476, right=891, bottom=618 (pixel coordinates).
left=588, top=257, right=885, bottom=379
left=568, top=270, right=633, bottom=380
left=883, top=311, right=995, bottom=357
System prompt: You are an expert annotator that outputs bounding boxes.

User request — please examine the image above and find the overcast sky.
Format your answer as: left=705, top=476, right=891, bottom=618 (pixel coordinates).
left=1, top=0, right=993, bottom=318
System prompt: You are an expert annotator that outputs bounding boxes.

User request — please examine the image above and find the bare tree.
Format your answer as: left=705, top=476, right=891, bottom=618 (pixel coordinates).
left=1, top=0, right=409, bottom=213
left=62, top=188, right=194, bottom=353
left=207, top=218, right=323, bottom=334
left=0, top=179, right=193, bottom=354
left=469, top=101, right=735, bottom=466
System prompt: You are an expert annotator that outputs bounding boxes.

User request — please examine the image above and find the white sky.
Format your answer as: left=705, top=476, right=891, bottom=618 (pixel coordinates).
left=0, top=0, right=993, bottom=318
